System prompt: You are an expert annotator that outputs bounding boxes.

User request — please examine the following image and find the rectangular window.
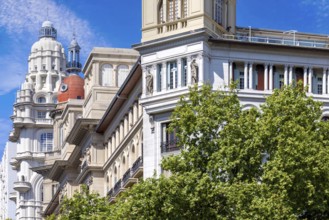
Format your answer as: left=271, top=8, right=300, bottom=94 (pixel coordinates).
left=167, top=61, right=177, bottom=89
left=279, top=74, right=284, bottom=88
left=37, top=111, right=47, bottom=119
left=239, top=72, right=244, bottom=89
left=214, top=0, right=223, bottom=24
left=40, top=133, right=53, bottom=152
left=161, top=122, right=179, bottom=153
left=318, top=77, right=323, bottom=94
left=181, top=58, right=187, bottom=87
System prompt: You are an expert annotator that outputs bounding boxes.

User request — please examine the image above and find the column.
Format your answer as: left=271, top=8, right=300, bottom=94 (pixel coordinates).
left=161, top=62, right=167, bottom=91
left=284, top=65, right=288, bottom=85
left=198, top=54, right=204, bottom=84
left=124, top=115, right=128, bottom=136
left=289, top=65, right=293, bottom=85
left=323, top=68, right=327, bottom=95
left=128, top=108, right=133, bottom=128
left=187, top=57, right=192, bottom=86
left=138, top=100, right=143, bottom=118
left=120, top=122, right=124, bottom=142
left=303, top=67, right=308, bottom=88
left=111, top=135, right=115, bottom=153
left=269, top=64, right=273, bottom=91
left=308, top=67, right=313, bottom=93
left=249, top=63, right=253, bottom=89
left=264, top=64, right=269, bottom=90
left=229, top=61, right=233, bottom=86
left=244, top=62, right=248, bottom=89
left=177, top=58, right=182, bottom=88
left=115, top=128, right=120, bottom=148
left=153, top=65, right=158, bottom=93
left=133, top=102, right=138, bottom=124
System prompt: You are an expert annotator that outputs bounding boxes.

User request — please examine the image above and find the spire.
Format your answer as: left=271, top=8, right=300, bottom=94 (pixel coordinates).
left=66, top=33, right=82, bottom=74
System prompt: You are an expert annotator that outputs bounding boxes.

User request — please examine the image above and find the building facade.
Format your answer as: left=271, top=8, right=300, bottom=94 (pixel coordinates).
left=9, top=21, right=67, bottom=219
left=135, top=0, right=329, bottom=179
left=0, top=142, right=17, bottom=220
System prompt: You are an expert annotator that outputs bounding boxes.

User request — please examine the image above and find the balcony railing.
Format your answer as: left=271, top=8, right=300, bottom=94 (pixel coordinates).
left=222, top=34, right=329, bottom=49
left=35, top=118, right=53, bottom=124
left=122, top=168, right=131, bottom=185
left=131, top=156, right=143, bottom=175
left=161, top=139, right=180, bottom=153
left=113, top=179, right=122, bottom=196
left=107, top=188, right=113, bottom=197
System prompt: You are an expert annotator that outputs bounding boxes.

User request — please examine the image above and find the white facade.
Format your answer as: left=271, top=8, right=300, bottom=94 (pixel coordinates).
left=0, top=142, right=17, bottom=220
left=137, top=0, right=329, bottom=179
left=9, top=20, right=67, bottom=220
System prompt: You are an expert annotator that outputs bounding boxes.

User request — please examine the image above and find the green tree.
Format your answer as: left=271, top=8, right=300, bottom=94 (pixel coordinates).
left=111, top=84, right=329, bottom=219
left=48, top=184, right=111, bottom=220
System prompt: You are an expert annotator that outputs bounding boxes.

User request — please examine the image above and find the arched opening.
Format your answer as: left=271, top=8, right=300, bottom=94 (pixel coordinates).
left=101, top=64, right=114, bottom=86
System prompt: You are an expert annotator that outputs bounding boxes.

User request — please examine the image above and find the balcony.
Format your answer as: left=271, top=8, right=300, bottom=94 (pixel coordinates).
left=9, top=192, right=17, bottom=202
left=13, top=181, right=31, bottom=193
left=161, top=139, right=180, bottom=153
left=131, top=156, right=143, bottom=178
left=35, top=118, right=53, bottom=125
left=113, top=179, right=123, bottom=196
left=122, top=168, right=138, bottom=188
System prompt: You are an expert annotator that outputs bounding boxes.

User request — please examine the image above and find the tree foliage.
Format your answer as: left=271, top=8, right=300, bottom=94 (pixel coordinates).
left=52, top=83, right=329, bottom=219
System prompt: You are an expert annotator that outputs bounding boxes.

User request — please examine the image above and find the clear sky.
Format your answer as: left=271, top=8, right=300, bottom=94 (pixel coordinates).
left=0, top=0, right=328, bottom=157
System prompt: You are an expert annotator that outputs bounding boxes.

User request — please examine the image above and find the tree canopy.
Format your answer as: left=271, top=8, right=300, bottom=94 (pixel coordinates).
left=52, top=83, right=329, bottom=219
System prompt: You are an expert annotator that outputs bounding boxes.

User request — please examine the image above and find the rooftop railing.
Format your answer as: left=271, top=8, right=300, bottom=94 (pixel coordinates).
left=222, top=34, right=329, bottom=49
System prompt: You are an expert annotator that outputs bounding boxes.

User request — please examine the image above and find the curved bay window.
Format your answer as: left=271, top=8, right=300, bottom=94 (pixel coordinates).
left=40, top=133, right=53, bottom=152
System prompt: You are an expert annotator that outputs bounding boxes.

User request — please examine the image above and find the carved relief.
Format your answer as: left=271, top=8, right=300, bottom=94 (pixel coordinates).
left=190, top=59, right=199, bottom=84
left=145, top=68, right=154, bottom=94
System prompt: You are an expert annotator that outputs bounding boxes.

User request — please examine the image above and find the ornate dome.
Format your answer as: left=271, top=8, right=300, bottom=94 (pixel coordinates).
left=39, top=20, right=57, bottom=39
left=57, top=74, right=84, bottom=103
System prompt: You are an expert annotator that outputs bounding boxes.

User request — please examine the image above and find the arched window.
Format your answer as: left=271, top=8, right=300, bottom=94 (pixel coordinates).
left=117, top=65, right=129, bottom=87
left=167, top=0, right=179, bottom=22
left=40, top=133, right=53, bottom=152
left=214, top=0, right=223, bottom=24
left=101, top=64, right=114, bottom=86
left=37, top=96, right=46, bottom=103
left=182, top=0, right=188, bottom=18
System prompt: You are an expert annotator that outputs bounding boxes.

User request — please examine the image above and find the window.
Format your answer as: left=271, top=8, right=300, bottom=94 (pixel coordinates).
left=161, top=122, right=179, bottom=153
left=317, top=77, right=323, bottom=94
left=182, top=0, right=188, bottom=18
left=37, top=111, right=47, bottom=119
left=52, top=65, right=55, bottom=70
left=42, top=65, right=46, bottom=70
left=34, top=65, right=37, bottom=71
left=167, top=61, right=178, bottom=89
left=40, top=133, right=53, bottom=152
left=117, top=65, right=129, bottom=87
left=239, top=72, right=244, bottom=89
left=101, top=64, right=114, bottom=86
left=167, top=0, right=179, bottom=22
left=214, top=0, right=223, bottom=24
left=279, top=74, right=284, bottom=89
left=37, top=97, right=46, bottom=103
left=181, top=58, right=187, bottom=87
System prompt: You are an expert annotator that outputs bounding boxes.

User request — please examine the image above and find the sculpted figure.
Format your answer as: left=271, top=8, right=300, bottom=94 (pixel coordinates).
left=145, top=69, right=154, bottom=94
left=191, top=59, right=199, bottom=84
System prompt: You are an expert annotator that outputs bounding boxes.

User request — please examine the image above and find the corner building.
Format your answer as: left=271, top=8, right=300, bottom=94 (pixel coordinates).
left=135, top=0, right=329, bottom=178
left=9, top=21, right=67, bottom=219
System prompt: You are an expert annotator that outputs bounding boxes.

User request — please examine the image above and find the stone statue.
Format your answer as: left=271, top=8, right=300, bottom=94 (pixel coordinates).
left=191, top=59, right=198, bottom=84
left=145, top=69, right=154, bottom=94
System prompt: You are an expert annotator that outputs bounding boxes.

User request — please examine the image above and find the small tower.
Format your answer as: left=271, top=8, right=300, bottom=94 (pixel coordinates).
left=66, top=34, right=82, bottom=75
left=39, top=20, right=57, bottom=39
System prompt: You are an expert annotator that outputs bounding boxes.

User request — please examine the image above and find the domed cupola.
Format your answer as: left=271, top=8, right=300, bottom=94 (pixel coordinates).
left=66, top=34, right=82, bottom=74
left=39, top=20, right=57, bottom=39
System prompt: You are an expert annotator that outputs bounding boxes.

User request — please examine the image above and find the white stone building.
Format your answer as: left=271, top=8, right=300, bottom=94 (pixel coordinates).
left=0, top=142, right=17, bottom=220
left=9, top=20, right=67, bottom=220
left=135, top=0, right=329, bottom=178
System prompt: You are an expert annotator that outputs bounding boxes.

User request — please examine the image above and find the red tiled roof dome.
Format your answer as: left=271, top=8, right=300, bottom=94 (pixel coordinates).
left=58, top=74, right=84, bottom=103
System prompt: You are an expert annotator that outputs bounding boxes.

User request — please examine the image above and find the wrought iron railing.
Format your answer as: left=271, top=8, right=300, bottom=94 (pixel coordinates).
left=113, top=179, right=122, bottom=196
left=161, top=139, right=180, bottom=153
left=122, top=168, right=131, bottom=185
left=131, top=157, right=143, bottom=175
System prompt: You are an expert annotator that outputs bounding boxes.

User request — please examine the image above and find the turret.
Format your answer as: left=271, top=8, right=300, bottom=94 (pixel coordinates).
left=66, top=34, right=82, bottom=75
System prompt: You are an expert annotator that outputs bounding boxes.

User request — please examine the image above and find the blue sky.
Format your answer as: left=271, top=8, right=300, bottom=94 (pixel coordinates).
left=0, top=0, right=328, bottom=157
